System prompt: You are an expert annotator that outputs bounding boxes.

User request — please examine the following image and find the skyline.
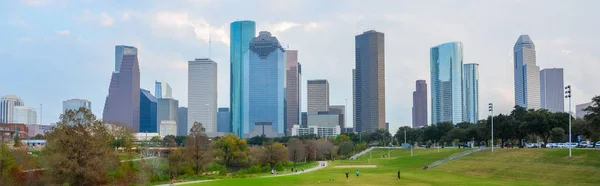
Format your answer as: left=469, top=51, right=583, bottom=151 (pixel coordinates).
left=2, top=1, right=600, bottom=133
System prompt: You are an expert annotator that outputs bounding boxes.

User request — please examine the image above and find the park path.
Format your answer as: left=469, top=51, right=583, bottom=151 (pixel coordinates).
left=155, top=161, right=328, bottom=186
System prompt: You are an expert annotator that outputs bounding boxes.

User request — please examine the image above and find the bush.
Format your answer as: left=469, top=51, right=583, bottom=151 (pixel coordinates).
left=274, top=162, right=284, bottom=171
left=206, top=163, right=227, bottom=176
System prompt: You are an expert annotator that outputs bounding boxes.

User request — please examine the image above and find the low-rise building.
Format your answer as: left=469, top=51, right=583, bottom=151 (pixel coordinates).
left=291, top=124, right=340, bottom=138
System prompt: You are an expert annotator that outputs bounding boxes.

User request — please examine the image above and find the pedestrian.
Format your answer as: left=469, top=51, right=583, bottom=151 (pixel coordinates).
left=302, top=168, right=304, bottom=172
left=169, top=176, right=174, bottom=186
left=398, top=170, right=401, bottom=179
left=295, top=167, right=298, bottom=172
left=356, top=170, right=360, bottom=177
left=346, top=171, right=349, bottom=181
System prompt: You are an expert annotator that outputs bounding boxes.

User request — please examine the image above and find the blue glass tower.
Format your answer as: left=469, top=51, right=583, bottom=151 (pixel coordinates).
left=139, top=89, right=157, bottom=133
left=430, top=42, right=463, bottom=124
left=463, top=63, right=479, bottom=124
left=243, top=31, right=286, bottom=137
left=230, top=20, right=256, bottom=138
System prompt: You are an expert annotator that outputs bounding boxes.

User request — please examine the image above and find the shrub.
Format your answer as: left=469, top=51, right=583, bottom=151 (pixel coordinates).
left=274, top=162, right=284, bottom=171
left=206, top=163, right=227, bottom=176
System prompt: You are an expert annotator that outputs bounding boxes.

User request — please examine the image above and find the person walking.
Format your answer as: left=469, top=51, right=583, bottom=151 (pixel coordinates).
left=169, top=176, right=174, bottom=186
left=356, top=170, right=360, bottom=177
left=346, top=172, right=349, bottom=181
left=398, top=170, right=401, bottom=179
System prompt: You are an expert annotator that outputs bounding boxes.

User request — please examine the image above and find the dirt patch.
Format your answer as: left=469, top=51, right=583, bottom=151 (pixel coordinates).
left=334, top=165, right=377, bottom=168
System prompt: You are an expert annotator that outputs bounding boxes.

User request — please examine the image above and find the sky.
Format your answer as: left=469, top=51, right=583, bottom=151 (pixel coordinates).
left=1, top=0, right=599, bottom=133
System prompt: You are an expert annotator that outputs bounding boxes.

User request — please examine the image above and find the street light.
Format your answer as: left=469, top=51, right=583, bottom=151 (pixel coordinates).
left=489, top=103, right=494, bottom=152
left=565, top=85, right=572, bottom=158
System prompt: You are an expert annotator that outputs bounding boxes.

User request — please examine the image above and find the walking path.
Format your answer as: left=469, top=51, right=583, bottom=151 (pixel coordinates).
left=426, top=147, right=487, bottom=169
left=155, top=161, right=328, bottom=186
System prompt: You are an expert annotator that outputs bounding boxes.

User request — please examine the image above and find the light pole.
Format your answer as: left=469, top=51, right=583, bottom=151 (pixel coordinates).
left=489, top=103, right=494, bottom=152
left=565, top=85, right=572, bottom=158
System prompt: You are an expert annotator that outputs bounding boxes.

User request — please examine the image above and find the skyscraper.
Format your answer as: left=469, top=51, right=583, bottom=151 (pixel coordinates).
left=230, top=20, right=256, bottom=138
left=103, top=45, right=140, bottom=131
left=0, top=95, right=24, bottom=123
left=430, top=42, right=463, bottom=124
left=243, top=31, right=286, bottom=138
left=307, top=80, right=330, bottom=114
left=514, top=35, right=541, bottom=109
left=13, top=106, right=36, bottom=125
left=63, top=99, right=92, bottom=113
left=217, top=108, right=231, bottom=133
left=329, top=105, right=346, bottom=130
left=540, top=68, right=564, bottom=112
left=463, top=63, right=479, bottom=123
left=285, top=50, right=301, bottom=136
left=412, top=80, right=427, bottom=128
left=155, top=81, right=172, bottom=99
left=140, top=89, right=158, bottom=133
left=188, top=58, right=217, bottom=136
left=177, top=107, right=188, bottom=135
left=354, top=30, right=386, bottom=133
left=158, top=98, right=179, bottom=133
left=576, top=102, right=593, bottom=119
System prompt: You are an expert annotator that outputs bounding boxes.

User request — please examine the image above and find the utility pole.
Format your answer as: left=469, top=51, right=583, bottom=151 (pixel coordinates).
left=565, top=85, right=572, bottom=158
left=489, top=103, right=494, bottom=152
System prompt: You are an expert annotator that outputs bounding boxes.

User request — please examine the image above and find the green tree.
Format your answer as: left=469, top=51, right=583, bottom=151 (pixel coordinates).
left=447, top=128, right=467, bottom=147
left=185, top=122, right=212, bottom=175
left=107, top=123, right=134, bottom=152
left=338, top=141, right=354, bottom=158
left=550, top=127, right=566, bottom=142
left=260, top=142, right=288, bottom=169
left=0, top=143, right=16, bottom=184
left=163, top=135, right=177, bottom=147
left=167, top=149, right=184, bottom=177
left=583, top=95, right=600, bottom=130
left=334, top=134, right=351, bottom=145
left=213, top=133, right=248, bottom=168
left=523, top=109, right=553, bottom=147
left=150, top=136, right=162, bottom=146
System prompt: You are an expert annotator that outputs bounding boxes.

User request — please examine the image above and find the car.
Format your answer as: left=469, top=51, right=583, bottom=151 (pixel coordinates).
left=568, top=142, right=578, bottom=148
left=578, top=141, right=589, bottom=148
left=595, top=142, right=600, bottom=148
left=587, top=143, right=595, bottom=148
left=545, top=143, right=555, bottom=148
left=557, top=143, right=566, bottom=148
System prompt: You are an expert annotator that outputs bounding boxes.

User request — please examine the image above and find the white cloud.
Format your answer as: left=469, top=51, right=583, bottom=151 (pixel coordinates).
left=55, top=30, right=70, bottom=35
left=561, top=49, right=573, bottom=55
left=153, top=11, right=229, bottom=45
left=76, top=10, right=114, bottom=26
left=99, top=13, right=114, bottom=26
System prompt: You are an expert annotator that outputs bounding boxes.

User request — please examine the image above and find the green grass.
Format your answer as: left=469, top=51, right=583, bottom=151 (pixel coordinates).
left=184, top=148, right=600, bottom=186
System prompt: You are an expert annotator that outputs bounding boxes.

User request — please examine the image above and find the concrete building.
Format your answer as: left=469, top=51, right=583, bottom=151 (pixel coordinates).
left=230, top=20, right=256, bottom=138
left=159, top=120, right=177, bottom=137
left=13, top=106, right=36, bottom=125
left=430, top=42, right=464, bottom=124
left=343, top=127, right=354, bottom=133
left=217, top=107, right=231, bottom=133
left=103, top=45, right=140, bottom=131
left=354, top=30, right=386, bottom=133
left=412, top=80, right=428, bottom=128
left=307, top=114, right=340, bottom=128
left=158, top=98, right=178, bottom=133
left=301, top=112, right=308, bottom=128
left=285, top=50, right=301, bottom=136
left=329, top=105, right=346, bottom=130
left=1, top=95, right=24, bottom=123
left=0, top=123, right=29, bottom=139
left=307, top=80, right=329, bottom=115
left=177, top=107, right=188, bottom=136
left=188, top=58, right=217, bottom=137
left=514, top=35, right=541, bottom=110
left=463, top=63, right=479, bottom=123
left=140, top=89, right=158, bottom=133
left=386, top=122, right=390, bottom=132
left=540, top=68, right=564, bottom=112
left=27, top=124, right=54, bottom=137
left=63, top=99, right=92, bottom=113
left=291, top=124, right=340, bottom=138
left=155, top=81, right=172, bottom=99
left=576, top=102, right=593, bottom=119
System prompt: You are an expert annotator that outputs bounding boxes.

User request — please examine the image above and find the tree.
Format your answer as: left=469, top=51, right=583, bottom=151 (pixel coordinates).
left=303, top=139, right=317, bottom=161
left=315, top=139, right=335, bottom=160
left=447, top=128, right=467, bottom=147
left=333, top=134, right=350, bottom=145
left=523, top=109, right=552, bottom=147
left=41, top=108, right=118, bottom=185
left=150, top=136, right=162, bottom=146
left=369, top=129, right=392, bottom=146
left=550, top=127, right=566, bottom=142
left=0, top=143, right=16, bottom=184
left=583, top=95, right=600, bottom=131
left=213, top=133, right=248, bottom=168
left=260, top=142, right=288, bottom=169
left=31, top=134, right=45, bottom=140
left=185, top=122, right=212, bottom=174
left=174, top=136, right=187, bottom=147
left=167, top=149, right=184, bottom=177
left=107, top=123, right=134, bottom=152
left=339, top=141, right=354, bottom=158
left=162, top=135, right=177, bottom=147
left=287, top=138, right=305, bottom=168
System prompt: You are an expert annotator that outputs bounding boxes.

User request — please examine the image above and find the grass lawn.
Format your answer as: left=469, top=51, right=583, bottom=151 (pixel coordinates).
left=185, top=148, right=600, bottom=186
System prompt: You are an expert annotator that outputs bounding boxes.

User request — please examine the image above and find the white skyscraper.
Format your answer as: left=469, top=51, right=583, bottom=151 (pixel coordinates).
left=188, top=58, right=217, bottom=136
left=540, top=68, right=564, bottom=112
left=155, top=81, right=172, bottom=99
left=63, top=99, right=92, bottom=112
left=14, top=106, right=37, bottom=125
left=307, top=80, right=330, bottom=115
left=514, top=35, right=541, bottom=109
left=0, top=95, right=24, bottom=123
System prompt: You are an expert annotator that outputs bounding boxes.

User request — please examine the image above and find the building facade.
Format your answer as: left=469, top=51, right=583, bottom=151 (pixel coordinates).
left=188, top=58, right=218, bottom=136
left=27, top=124, right=53, bottom=137
left=158, top=98, right=178, bottom=133
left=217, top=107, right=231, bottom=133
left=243, top=31, right=286, bottom=138
left=430, top=42, right=464, bottom=124
left=291, top=125, right=340, bottom=138
left=301, top=112, right=308, bottom=128
left=285, top=50, right=301, bottom=136
left=0, top=95, right=24, bottom=123
left=154, top=81, right=172, bottom=99
left=307, top=80, right=329, bottom=115
left=177, top=107, right=188, bottom=135
left=576, top=102, right=593, bottom=119
left=140, top=89, right=158, bottom=133
left=514, top=35, right=541, bottom=110
left=540, top=68, right=564, bottom=112
left=307, top=114, right=340, bottom=128
left=13, top=106, right=37, bottom=125
left=63, top=99, right=92, bottom=113
left=329, top=105, right=346, bottom=130
left=103, top=45, right=140, bottom=131
left=463, top=63, right=479, bottom=123
left=230, top=20, right=256, bottom=138
left=159, top=120, right=177, bottom=137
left=412, top=80, right=428, bottom=128
left=354, top=30, right=386, bottom=133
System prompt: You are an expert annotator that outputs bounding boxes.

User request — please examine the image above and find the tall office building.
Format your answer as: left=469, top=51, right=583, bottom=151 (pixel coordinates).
left=140, top=89, right=158, bottom=133
left=412, top=80, right=427, bottom=128
left=463, top=63, right=479, bottom=123
left=385, top=122, right=390, bottom=132
left=329, top=105, right=346, bottom=130
left=158, top=98, right=179, bottom=133
left=301, top=112, right=308, bottom=128
left=103, top=45, right=140, bottom=131
left=285, top=50, right=301, bottom=136
left=352, top=69, right=356, bottom=131
left=0, top=95, right=24, bottom=123
left=13, top=106, right=36, bottom=125
left=217, top=108, right=231, bottom=133
left=155, top=81, right=172, bottom=99
left=177, top=107, right=188, bottom=135
left=63, top=99, right=92, bottom=112
left=576, top=102, right=593, bottom=119
left=188, top=58, right=218, bottom=136
left=514, top=35, right=541, bottom=109
left=230, top=20, right=256, bottom=138
left=243, top=31, right=286, bottom=138
left=307, top=80, right=329, bottom=114
left=430, top=42, right=463, bottom=124
left=540, top=68, right=564, bottom=112
left=354, top=30, right=386, bottom=133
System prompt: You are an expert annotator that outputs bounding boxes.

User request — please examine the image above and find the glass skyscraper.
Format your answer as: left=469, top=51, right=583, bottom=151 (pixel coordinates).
left=103, top=45, right=140, bottom=131
left=217, top=107, right=231, bottom=133
left=540, top=68, right=564, bottom=112
left=155, top=81, right=172, bottom=99
left=139, top=89, right=157, bottom=133
left=430, top=42, right=463, bottom=124
left=514, top=35, right=540, bottom=109
left=63, top=99, right=92, bottom=113
left=463, top=63, right=479, bottom=124
left=354, top=30, right=386, bottom=133
left=115, top=45, right=138, bottom=73
left=243, top=31, right=286, bottom=137
left=230, top=20, right=256, bottom=138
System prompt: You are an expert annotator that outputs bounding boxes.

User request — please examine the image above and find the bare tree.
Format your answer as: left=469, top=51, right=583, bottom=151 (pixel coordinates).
left=316, top=139, right=335, bottom=160
left=167, top=149, right=184, bottom=177
left=303, top=139, right=317, bottom=161
left=260, top=142, right=288, bottom=169
left=185, top=122, right=212, bottom=175
left=248, top=146, right=264, bottom=166
left=287, top=138, right=305, bottom=168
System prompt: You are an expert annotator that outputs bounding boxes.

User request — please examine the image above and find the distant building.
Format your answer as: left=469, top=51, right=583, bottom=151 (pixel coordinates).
left=27, top=124, right=54, bottom=137
left=159, top=120, right=177, bottom=137
left=217, top=108, right=231, bottom=133
left=540, top=68, right=564, bottom=112
left=431, top=42, right=463, bottom=124
left=412, top=80, right=427, bottom=128
left=63, top=99, right=92, bottom=113
left=386, top=122, right=389, bottom=132
left=0, top=123, right=28, bottom=139
left=354, top=30, right=386, bottom=133
left=230, top=20, right=256, bottom=138
left=285, top=50, right=301, bottom=136
left=140, top=89, right=158, bottom=133
left=188, top=58, right=218, bottom=137
left=13, top=106, right=36, bottom=125
left=514, top=35, right=541, bottom=109
left=463, top=63, right=479, bottom=123
left=329, top=105, right=345, bottom=130
left=291, top=125, right=340, bottom=138
left=155, top=81, right=172, bottom=99
left=343, top=127, right=354, bottom=133
left=576, top=102, right=593, bottom=119
left=301, top=112, right=308, bottom=128
left=158, top=98, right=178, bottom=133
left=103, top=45, right=140, bottom=131
left=308, top=114, right=339, bottom=128
left=1, top=95, right=24, bottom=123
left=177, top=107, right=188, bottom=136
left=307, top=80, right=329, bottom=114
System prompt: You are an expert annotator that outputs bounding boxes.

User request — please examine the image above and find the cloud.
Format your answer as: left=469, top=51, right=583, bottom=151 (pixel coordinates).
left=76, top=10, right=114, bottom=26
left=55, top=30, right=70, bottom=35
left=561, top=49, right=573, bottom=55
left=21, top=0, right=67, bottom=7
left=259, top=21, right=322, bottom=35
left=153, top=11, right=229, bottom=45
